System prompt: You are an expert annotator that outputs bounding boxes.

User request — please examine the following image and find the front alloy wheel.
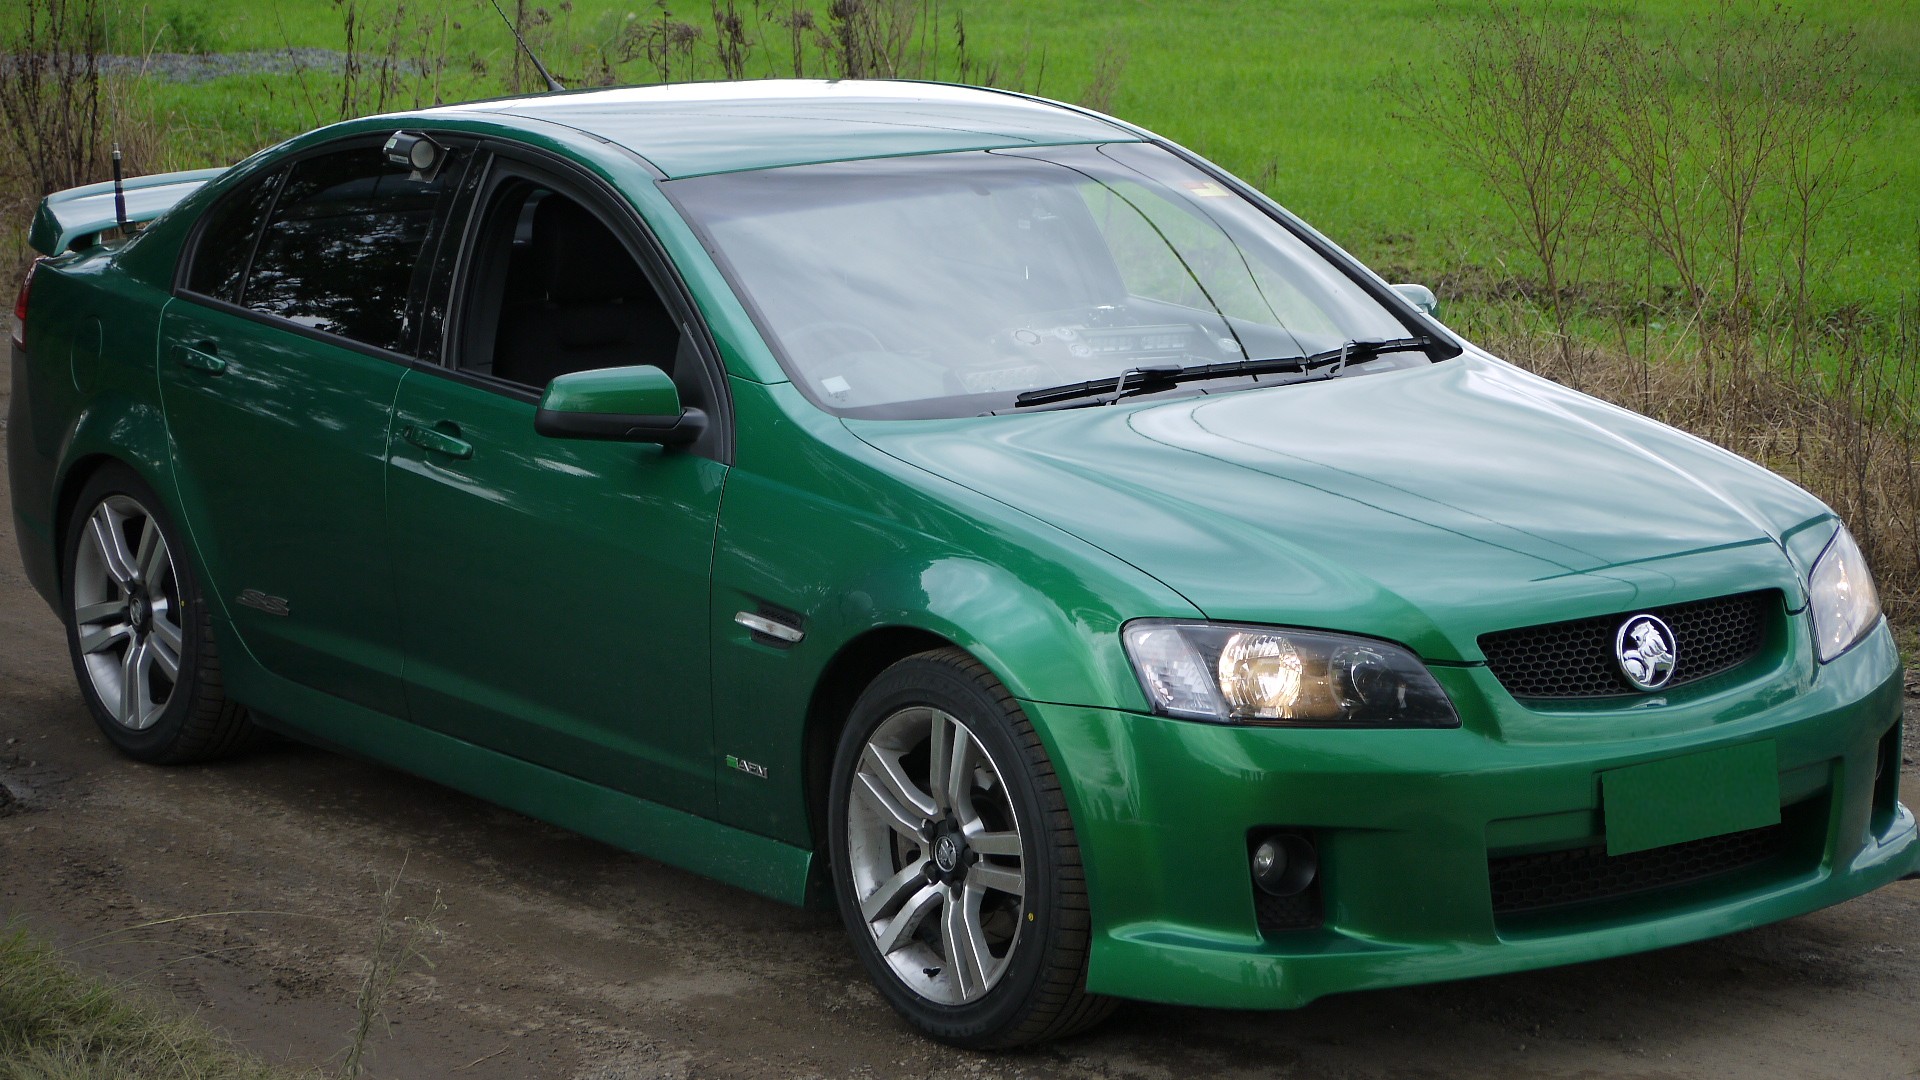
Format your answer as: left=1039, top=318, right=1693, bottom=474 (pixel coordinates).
left=829, top=648, right=1113, bottom=1047
left=846, top=704, right=1027, bottom=1004
left=62, top=465, right=254, bottom=763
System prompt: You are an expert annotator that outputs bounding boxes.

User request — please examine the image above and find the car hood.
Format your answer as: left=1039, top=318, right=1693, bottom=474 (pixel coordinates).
left=845, top=353, right=1828, bottom=661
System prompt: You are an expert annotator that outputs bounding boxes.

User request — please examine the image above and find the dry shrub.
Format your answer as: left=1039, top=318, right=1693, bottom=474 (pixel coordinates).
left=1484, top=320, right=1920, bottom=636
left=1078, top=31, right=1128, bottom=114
left=611, top=5, right=704, bottom=84
left=585, top=0, right=1047, bottom=91
left=272, top=1, right=456, bottom=126
left=0, top=0, right=178, bottom=279
left=0, top=0, right=103, bottom=199
left=710, top=0, right=751, bottom=80
left=820, top=0, right=926, bottom=79
left=1597, top=3, right=1879, bottom=395
left=1387, top=3, right=1884, bottom=381
left=1382, top=5, right=1608, bottom=374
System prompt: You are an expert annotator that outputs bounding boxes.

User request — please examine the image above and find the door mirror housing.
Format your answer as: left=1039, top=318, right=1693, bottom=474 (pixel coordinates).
left=1391, top=283, right=1439, bottom=317
left=534, top=365, right=706, bottom=446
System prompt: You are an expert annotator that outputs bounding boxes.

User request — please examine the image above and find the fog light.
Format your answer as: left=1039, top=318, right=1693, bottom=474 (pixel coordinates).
left=1251, top=832, right=1318, bottom=897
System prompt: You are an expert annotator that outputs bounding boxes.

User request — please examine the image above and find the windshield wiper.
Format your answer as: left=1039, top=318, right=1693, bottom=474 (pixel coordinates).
left=1011, top=336, right=1434, bottom=409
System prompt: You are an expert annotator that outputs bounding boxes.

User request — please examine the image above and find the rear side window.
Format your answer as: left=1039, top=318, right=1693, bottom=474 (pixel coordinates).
left=186, top=167, right=282, bottom=303
left=240, top=144, right=465, bottom=353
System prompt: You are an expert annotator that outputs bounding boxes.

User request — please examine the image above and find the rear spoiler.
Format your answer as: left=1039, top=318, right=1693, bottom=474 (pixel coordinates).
left=28, top=166, right=229, bottom=256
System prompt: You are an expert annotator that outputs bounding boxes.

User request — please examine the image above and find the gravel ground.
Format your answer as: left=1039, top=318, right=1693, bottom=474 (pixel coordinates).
left=1, top=50, right=420, bottom=84
left=2, top=347, right=1918, bottom=1078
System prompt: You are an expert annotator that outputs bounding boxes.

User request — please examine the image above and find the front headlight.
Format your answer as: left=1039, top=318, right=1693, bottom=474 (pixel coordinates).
left=1121, top=620, right=1458, bottom=727
left=1808, top=525, right=1880, bottom=662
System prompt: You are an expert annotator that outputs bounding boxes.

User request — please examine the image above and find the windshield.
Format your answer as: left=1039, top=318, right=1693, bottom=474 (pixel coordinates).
left=669, top=142, right=1427, bottom=418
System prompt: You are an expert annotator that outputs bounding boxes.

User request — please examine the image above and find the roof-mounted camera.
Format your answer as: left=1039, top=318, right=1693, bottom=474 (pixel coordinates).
left=382, top=131, right=445, bottom=182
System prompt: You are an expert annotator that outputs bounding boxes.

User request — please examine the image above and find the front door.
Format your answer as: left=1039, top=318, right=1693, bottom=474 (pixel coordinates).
left=158, top=140, right=474, bottom=715
left=385, top=167, right=728, bottom=812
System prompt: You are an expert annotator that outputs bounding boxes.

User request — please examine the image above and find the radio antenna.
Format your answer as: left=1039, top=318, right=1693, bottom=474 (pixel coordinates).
left=488, top=0, right=565, bottom=93
left=110, top=144, right=129, bottom=232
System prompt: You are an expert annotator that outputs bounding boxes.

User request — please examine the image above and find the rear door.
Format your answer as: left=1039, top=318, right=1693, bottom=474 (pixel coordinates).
left=158, top=139, right=476, bottom=715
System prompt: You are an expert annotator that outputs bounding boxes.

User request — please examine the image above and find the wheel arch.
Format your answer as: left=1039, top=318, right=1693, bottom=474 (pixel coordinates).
left=51, top=452, right=142, bottom=603
left=47, top=387, right=222, bottom=619
left=802, top=624, right=958, bottom=856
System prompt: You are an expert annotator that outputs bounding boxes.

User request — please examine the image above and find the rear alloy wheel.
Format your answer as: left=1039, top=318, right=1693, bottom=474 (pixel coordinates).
left=829, top=648, right=1113, bottom=1047
left=62, top=465, right=254, bottom=763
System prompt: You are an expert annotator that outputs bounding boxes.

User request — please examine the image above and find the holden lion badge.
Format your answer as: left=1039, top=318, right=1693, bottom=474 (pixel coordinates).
left=1615, top=614, right=1677, bottom=691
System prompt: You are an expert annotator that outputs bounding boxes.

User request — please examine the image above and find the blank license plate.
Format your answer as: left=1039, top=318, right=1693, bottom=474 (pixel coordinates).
left=1601, top=741, right=1780, bottom=856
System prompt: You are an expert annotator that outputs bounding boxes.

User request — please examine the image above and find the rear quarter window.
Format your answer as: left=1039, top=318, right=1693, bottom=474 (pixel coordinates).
left=185, top=167, right=282, bottom=303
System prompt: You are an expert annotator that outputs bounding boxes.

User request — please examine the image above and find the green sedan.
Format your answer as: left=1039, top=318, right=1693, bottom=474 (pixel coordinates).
left=7, top=80, right=1914, bottom=1047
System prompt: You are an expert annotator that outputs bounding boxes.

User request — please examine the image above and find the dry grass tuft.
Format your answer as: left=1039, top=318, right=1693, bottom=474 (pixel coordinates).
left=337, top=862, right=445, bottom=1080
left=0, top=924, right=311, bottom=1080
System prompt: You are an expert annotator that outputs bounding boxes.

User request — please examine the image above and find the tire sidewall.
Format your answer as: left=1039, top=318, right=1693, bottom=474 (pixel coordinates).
left=827, top=654, right=1065, bottom=1044
left=60, top=464, right=207, bottom=761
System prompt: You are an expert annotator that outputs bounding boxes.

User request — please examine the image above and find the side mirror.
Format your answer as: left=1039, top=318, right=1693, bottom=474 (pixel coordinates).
left=1392, top=283, right=1439, bottom=317
left=534, top=365, right=706, bottom=446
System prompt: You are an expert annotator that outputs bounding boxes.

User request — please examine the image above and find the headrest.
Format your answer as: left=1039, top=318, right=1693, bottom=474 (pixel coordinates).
left=527, top=194, right=651, bottom=304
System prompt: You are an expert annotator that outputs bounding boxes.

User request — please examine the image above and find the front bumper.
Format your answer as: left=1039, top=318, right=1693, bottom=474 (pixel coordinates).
left=1030, top=619, right=1916, bottom=1009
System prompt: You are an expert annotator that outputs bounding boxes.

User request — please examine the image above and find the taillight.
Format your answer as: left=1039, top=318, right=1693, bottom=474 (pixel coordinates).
left=11, top=259, right=38, bottom=351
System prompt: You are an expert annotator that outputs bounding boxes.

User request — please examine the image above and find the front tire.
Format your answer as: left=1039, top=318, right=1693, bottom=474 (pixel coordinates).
left=61, top=464, right=254, bottom=763
left=828, top=648, right=1113, bottom=1047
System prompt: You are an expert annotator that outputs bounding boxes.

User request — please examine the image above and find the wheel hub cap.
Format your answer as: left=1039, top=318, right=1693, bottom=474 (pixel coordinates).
left=933, top=831, right=962, bottom=875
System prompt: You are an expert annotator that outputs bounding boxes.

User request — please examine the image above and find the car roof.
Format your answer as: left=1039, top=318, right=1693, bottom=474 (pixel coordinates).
left=427, top=79, right=1140, bottom=179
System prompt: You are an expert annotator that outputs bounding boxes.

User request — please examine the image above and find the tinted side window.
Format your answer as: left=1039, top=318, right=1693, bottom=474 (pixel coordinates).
left=243, top=145, right=464, bottom=353
left=186, top=168, right=282, bottom=303
left=461, top=182, right=683, bottom=388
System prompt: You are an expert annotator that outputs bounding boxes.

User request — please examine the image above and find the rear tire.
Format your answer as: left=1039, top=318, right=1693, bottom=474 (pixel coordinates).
left=61, top=464, right=255, bottom=763
left=828, top=647, right=1114, bottom=1047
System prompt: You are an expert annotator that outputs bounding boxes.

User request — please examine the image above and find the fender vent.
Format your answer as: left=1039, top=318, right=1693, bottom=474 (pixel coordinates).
left=735, top=604, right=805, bottom=649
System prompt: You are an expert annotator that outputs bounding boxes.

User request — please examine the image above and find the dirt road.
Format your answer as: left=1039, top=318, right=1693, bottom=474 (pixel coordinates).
left=3, top=356, right=1918, bottom=1079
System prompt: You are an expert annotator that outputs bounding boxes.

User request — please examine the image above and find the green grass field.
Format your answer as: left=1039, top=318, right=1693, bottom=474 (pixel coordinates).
left=59, top=0, right=1919, bottom=318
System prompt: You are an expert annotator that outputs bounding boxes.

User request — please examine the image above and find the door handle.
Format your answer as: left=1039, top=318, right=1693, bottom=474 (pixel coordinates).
left=402, top=423, right=474, bottom=460
left=172, top=343, right=226, bottom=375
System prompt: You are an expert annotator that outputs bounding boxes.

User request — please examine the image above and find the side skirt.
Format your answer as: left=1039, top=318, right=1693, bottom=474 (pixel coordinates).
left=222, top=624, right=816, bottom=907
